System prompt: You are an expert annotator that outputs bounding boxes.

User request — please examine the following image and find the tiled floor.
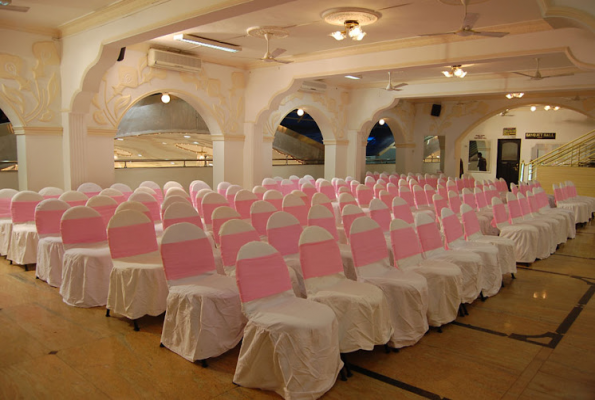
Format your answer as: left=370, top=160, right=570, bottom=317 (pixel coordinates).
left=1, top=220, right=594, bottom=399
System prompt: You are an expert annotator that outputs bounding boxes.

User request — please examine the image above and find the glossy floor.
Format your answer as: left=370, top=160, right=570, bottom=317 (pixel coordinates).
left=1, top=221, right=594, bottom=399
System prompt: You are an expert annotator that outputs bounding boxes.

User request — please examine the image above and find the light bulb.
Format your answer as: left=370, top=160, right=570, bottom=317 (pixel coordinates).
left=459, top=71, right=467, bottom=78
left=349, top=25, right=363, bottom=38
left=554, top=106, right=560, bottom=111
left=297, top=108, right=304, bottom=117
left=544, top=105, right=551, bottom=111
left=379, top=119, right=385, bottom=126
left=454, top=68, right=463, bottom=77
left=331, top=31, right=346, bottom=41
left=442, top=71, right=453, bottom=78
left=531, top=106, right=537, bottom=112
left=161, top=93, right=170, bottom=103
left=352, top=32, right=366, bottom=41
left=506, top=94, right=513, bottom=99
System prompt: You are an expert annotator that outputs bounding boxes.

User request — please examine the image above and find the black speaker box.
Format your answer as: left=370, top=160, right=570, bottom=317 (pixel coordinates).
left=431, top=103, right=442, bottom=117
left=117, top=47, right=126, bottom=62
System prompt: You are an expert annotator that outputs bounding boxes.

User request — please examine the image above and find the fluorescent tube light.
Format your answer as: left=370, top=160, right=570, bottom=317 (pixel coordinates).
left=174, top=34, right=241, bottom=53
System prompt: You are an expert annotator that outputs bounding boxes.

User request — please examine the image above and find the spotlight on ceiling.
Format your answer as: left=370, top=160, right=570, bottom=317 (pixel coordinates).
left=323, top=7, right=381, bottom=42
left=531, top=106, right=537, bottom=112
left=554, top=106, right=560, bottom=111
left=379, top=118, right=385, bottom=126
left=297, top=108, right=305, bottom=117
left=506, top=92, right=524, bottom=99
left=544, top=105, right=551, bottom=111
left=161, top=93, right=171, bottom=103
left=442, top=65, right=467, bottom=78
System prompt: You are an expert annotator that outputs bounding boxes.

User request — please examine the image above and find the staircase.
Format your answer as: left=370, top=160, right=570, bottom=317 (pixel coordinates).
left=520, top=129, right=595, bottom=197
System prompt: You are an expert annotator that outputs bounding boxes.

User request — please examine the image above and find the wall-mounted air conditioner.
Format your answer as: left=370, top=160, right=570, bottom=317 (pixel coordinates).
left=148, top=48, right=202, bottom=73
left=300, top=80, right=327, bottom=93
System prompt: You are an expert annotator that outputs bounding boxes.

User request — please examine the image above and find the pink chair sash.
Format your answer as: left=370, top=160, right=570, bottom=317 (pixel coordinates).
left=0, top=198, right=11, bottom=218
left=387, top=185, right=398, bottom=196
left=437, top=186, right=448, bottom=199
left=43, top=195, right=61, bottom=200
left=267, top=225, right=301, bottom=256
left=121, top=191, right=132, bottom=200
left=462, top=193, right=477, bottom=209
left=425, top=189, right=436, bottom=205
left=82, top=191, right=101, bottom=198
left=300, top=239, right=343, bottom=279
left=161, top=238, right=215, bottom=280
left=143, top=201, right=161, bottom=222
left=528, top=195, right=540, bottom=214
left=251, top=211, right=274, bottom=236
left=492, top=203, right=508, bottom=227
left=433, top=198, right=449, bottom=217
left=221, top=230, right=260, bottom=266
left=350, top=230, right=389, bottom=267
left=461, top=211, right=481, bottom=238
left=413, top=190, right=428, bottom=207
left=309, top=217, right=339, bottom=241
left=265, top=198, right=282, bottom=211
left=449, top=196, right=462, bottom=212
left=236, top=252, right=292, bottom=303
left=163, top=215, right=203, bottom=231
left=319, top=185, right=336, bottom=201
left=92, top=204, right=117, bottom=227
left=302, top=187, right=317, bottom=202
left=235, top=199, right=256, bottom=220
left=108, top=222, right=158, bottom=258
left=442, top=214, right=464, bottom=245
left=537, top=191, right=548, bottom=209
left=519, top=197, right=531, bottom=216
left=284, top=204, right=308, bottom=226
left=392, top=203, right=414, bottom=224
left=202, top=203, right=223, bottom=224
left=476, top=192, right=487, bottom=210
left=416, top=223, right=444, bottom=252
left=380, top=193, right=395, bottom=209
left=507, top=199, right=522, bottom=222
left=342, top=212, right=363, bottom=240
left=456, top=180, right=464, bottom=192
left=213, top=216, right=239, bottom=245
left=263, top=184, right=278, bottom=191
left=281, top=185, right=293, bottom=196
left=390, top=227, right=422, bottom=261
left=339, top=200, right=357, bottom=213
left=357, top=190, right=373, bottom=207
left=36, top=209, right=66, bottom=235
left=11, top=201, right=40, bottom=223
left=226, top=194, right=237, bottom=209
left=62, top=216, right=107, bottom=245
left=370, top=208, right=391, bottom=232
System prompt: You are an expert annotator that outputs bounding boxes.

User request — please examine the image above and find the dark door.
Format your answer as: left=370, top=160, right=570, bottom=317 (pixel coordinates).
left=496, top=139, right=521, bottom=188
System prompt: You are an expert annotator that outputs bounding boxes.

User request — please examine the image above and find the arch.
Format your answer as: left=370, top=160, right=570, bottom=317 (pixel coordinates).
left=0, top=99, right=24, bottom=129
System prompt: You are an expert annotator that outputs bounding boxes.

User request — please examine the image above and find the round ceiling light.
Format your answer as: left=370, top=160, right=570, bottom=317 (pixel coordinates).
left=161, top=93, right=170, bottom=104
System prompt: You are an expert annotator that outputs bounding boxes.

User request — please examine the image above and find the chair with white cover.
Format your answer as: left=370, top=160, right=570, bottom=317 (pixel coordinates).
left=39, top=187, right=64, bottom=199
left=0, top=188, right=17, bottom=256
left=263, top=189, right=283, bottom=211
left=250, top=200, right=276, bottom=238
left=373, top=183, right=385, bottom=199
left=364, top=175, right=376, bottom=189
left=507, top=193, right=553, bottom=258
left=161, top=195, right=191, bottom=220
left=129, top=191, right=163, bottom=235
left=195, top=188, right=214, bottom=218
left=77, top=182, right=102, bottom=198
left=355, top=184, right=373, bottom=209
left=262, top=177, right=278, bottom=192
left=349, top=180, right=360, bottom=197
left=162, top=201, right=203, bottom=231
left=440, top=208, right=501, bottom=298
left=34, top=199, right=69, bottom=286
left=300, top=182, right=317, bottom=203
left=521, top=191, right=567, bottom=246
left=234, top=190, right=257, bottom=220
left=447, top=190, right=463, bottom=215
left=386, top=182, right=398, bottom=196
left=59, top=190, right=90, bottom=207
left=348, top=216, right=429, bottom=348
left=415, top=213, right=483, bottom=304
left=303, top=174, right=316, bottom=186
left=219, top=219, right=260, bottom=276
left=233, top=241, right=342, bottom=398
left=334, top=179, right=349, bottom=196
left=553, top=183, right=590, bottom=224
left=189, top=180, right=211, bottom=207
left=60, top=206, right=113, bottom=307
left=100, top=188, right=126, bottom=205
left=291, top=190, right=310, bottom=212
left=111, top=183, right=133, bottom=200
left=413, top=185, right=435, bottom=216
left=533, top=188, right=575, bottom=239
left=311, top=192, right=337, bottom=222
left=288, top=175, right=300, bottom=190
left=341, top=204, right=365, bottom=244
left=106, top=210, right=168, bottom=330
left=390, top=218, right=463, bottom=327
left=211, top=206, right=241, bottom=246
left=460, top=204, right=516, bottom=278
left=565, top=181, right=595, bottom=216
left=86, top=195, right=118, bottom=228
left=280, top=179, right=294, bottom=196
left=163, top=181, right=183, bottom=194
left=299, top=225, right=393, bottom=353
left=491, top=197, right=539, bottom=263
left=115, top=200, right=152, bottom=221
left=318, top=179, right=336, bottom=201
left=266, top=211, right=308, bottom=298
left=225, top=185, right=242, bottom=209
left=201, top=192, right=228, bottom=228
left=7, top=191, right=43, bottom=267
left=369, top=198, right=392, bottom=234
left=139, top=181, right=163, bottom=204
left=160, top=222, right=246, bottom=364
left=338, top=192, right=358, bottom=216
left=398, top=185, right=416, bottom=207
left=164, top=187, right=190, bottom=202
left=437, top=184, right=448, bottom=200
left=392, top=196, right=414, bottom=224
left=135, top=186, right=159, bottom=200
left=432, top=194, right=449, bottom=222
left=252, top=185, right=267, bottom=200
left=379, top=190, right=395, bottom=210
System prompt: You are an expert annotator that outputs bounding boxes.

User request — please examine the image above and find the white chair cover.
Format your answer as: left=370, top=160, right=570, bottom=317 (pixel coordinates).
left=60, top=206, right=113, bottom=307
left=252, top=185, right=267, bottom=200
left=233, top=241, right=342, bottom=399
left=139, top=181, right=163, bottom=204
left=234, top=190, right=257, bottom=220
left=299, top=226, right=393, bottom=352
left=553, top=183, right=589, bottom=223
left=189, top=180, right=211, bottom=208
left=507, top=193, right=552, bottom=259
left=0, top=188, right=17, bottom=256
left=160, top=222, right=246, bottom=362
left=160, top=195, right=191, bottom=219
left=282, top=193, right=308, bottom=226
left=534, top=188, right=576, bottom=239
left=219, top=219, right=260, bottom=276
left=100, top=188, right=126, bottom=205
left=7, top=191, right=42, bottom=266
left=491, top=197, right=539, bottom=263
left=77, top=182, right=102, bottom=198
left=107, top=210, right=168, bottom=321
left=59, top=190, right=89, bottom=207
left=86, top=195, right=118, bottom=228
left=110, top=183, right=133, bottom=200
left=250, top=200, right=276, bottom=238
left=211, top=206, right=241, bottom=246
left=201, top=192, right=228, bottom=227
left=34, top=199, right=69, bottom=287
left=39, top=187, right=64, bottom=199
left=522, top=191, right=567, bottom=246
left=262, top=189, right=283, bottom=211
left=348, top=216, right=429, bottom=348
left=163, top=181, right=184, bottom=194
left=225, top=184, right=242, bottom=209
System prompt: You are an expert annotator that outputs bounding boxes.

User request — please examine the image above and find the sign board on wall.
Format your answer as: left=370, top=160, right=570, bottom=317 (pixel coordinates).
left=526, top=132, right=556, bottom=139
left=503, top=127, right=516, bottom=136
left=474, top=134, right=486, bottom=139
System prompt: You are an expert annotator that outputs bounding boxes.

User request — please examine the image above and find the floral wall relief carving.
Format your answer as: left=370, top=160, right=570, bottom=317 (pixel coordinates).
left=393, top=100, right=416, bottom=142
left=0, top=41, right=60, bottom=124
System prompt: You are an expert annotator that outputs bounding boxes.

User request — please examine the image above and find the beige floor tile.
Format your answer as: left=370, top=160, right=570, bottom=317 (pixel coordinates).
left=524, top=370, right=595, bottom=400
left=0, top=312, right=49, bottom=368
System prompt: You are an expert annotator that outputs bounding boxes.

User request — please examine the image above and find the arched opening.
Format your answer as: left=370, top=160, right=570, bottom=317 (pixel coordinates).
left=0, top=109, right=18, bottom=189
left=113, top=93, right=214, bottom=187
left=272, top=108, right=325, bottom=178
left=366, top=120, right=395, bottom=174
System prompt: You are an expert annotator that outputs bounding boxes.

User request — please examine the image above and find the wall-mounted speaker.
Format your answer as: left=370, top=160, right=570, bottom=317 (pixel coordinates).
left=117, top=47, right=126, bottom=62
left=431, top=103, right=442, bottom=117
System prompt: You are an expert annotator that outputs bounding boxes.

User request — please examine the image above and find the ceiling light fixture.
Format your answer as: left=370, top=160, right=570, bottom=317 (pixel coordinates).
left=442, top=65, right=467, bottom=78
left=161, top=93, right=170, bottom=103
left=345, top=75, right=362, bottom=80
left=297, top=108, right=305, bottom=117
left=544, top=105, right=551, bottom=111
left=323, top=7, right=381, bottom=42
left=184, top=135, right=191, bottom=138
left=506, top=92, right=524, bottom=99
left=554, top=106, right=560, bottom=111
left=379, top=119, right=385, bottom=126
left=173, top=34, right=241, bottom=53
left=531, top=106, right=537, bottom=112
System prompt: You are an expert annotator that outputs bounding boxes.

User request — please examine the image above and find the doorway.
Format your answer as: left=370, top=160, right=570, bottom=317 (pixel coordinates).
left=496, top=139, right=521, bottom=188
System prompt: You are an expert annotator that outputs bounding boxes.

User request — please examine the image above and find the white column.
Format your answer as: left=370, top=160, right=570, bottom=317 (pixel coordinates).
left=324, top=139, right=349, bottom=179
left=242, top=122, right=271, bottom=189
left=14, top=127, right=64, bottom=191
left=87, top=128, right=116, bottom=188
left=212, top=134, right=245, bottom=188
left=62, top=112, right=88, bottom=190
left=346, top=130, right=367, bottom=181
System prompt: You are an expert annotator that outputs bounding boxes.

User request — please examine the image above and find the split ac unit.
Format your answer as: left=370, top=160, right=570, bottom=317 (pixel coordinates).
left=300, top=80, right=327, bottom=93
left=148, top=49, right=202, bottom=73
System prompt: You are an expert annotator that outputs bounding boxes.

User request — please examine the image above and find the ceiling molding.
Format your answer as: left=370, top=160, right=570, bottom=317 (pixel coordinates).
left=88, top=128, right=118, bottom=137
left=13, top=126, right=63, bottom=136
left=211, top=134, right=245, bottom=142
left=0, top=21, right=60, bottom=38
left=538, top=0, right=595, bottom=34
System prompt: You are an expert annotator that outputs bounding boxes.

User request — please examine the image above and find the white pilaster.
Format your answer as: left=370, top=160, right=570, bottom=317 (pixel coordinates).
left=14, top=127, right=64, bottom=191
left=212, top=134, right=245, bottom=188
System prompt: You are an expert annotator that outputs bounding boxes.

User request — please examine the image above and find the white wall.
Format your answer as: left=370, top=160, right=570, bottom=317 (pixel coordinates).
left=365, top=164, right=397, bottom=175
left=0, top=172, right=19, bottom=190
left=115, top=167, right=213, bottom=190
left=271, top=165, right=325, bottom=180
left=461, top=108, right=595, bottom=181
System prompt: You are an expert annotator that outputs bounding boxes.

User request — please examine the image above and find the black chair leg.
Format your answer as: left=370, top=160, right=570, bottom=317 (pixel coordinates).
left=340, top=367, right=347, bottom=381
left=160, top=343, right=165, bottom=348
left=480, top=291, right=486, bottom=302
left=133, top=319, right=140, bottom=331
left=201, top=359, right=208, bottom=368
left=511, top=273, right=516, bottom=279
left=459, top=304, right=465, bottom=317
left=463, top=303, right=469, bottom=315
left=384, top=344, right=391, bottom=354
left=105, top=309, right=110, bottom=317
left=437, top=326, right=443, bottom=333
left=24, top=264, right=27, bottom=271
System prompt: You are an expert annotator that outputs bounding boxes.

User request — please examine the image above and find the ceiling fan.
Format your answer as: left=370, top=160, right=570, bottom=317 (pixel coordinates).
left=499, top=109, right=515, bottom=117
left=420, top=0, right=508, bottom=38
left=0, top=0, right=29, bottom=12
left=383, top=72, right=407, bottom=91
left=513, top=58, right=574, bottom=80
left=247, top=26, right=293, bottom=64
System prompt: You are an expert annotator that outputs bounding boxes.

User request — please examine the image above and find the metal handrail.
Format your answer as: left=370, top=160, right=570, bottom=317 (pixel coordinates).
left=529, top=129, right=595, bottom=165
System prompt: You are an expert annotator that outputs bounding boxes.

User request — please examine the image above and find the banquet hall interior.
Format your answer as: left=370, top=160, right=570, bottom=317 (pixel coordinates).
left=0, top=0, right=595, bottom=399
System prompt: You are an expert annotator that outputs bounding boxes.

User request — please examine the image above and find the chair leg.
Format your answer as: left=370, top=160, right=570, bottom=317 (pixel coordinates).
left=459, top=304, right=465, bottom=317
left=340, top=354, right=353, bottom=378
left=339, top=367, right=348, bottom=381
left=105, top=309, right=110, bottom=317
left=384, top=344, right=392, bottom=354
left=201, top=359, right=208, bottom=368
left=480, top=291, right=486, bottom=302
left=437, top=326, right=443, bottom=333
left=511, top=273, right=516, bottom=279
left=24, top=264, right=27, bottom=271
left=160, top=343, right=165, bottom=348
left=462, top=303, right=469, bottom=315
left=133, top=319, right=140, bottom=332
